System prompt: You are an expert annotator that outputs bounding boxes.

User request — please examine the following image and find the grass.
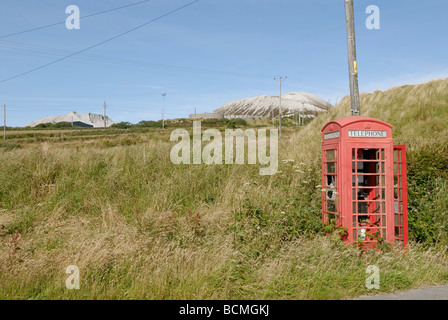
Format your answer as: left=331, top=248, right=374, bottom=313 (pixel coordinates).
left=1, top=78, right=448, bottom=299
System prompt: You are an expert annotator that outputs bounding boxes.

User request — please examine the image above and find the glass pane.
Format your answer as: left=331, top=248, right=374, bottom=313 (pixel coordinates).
left=375, top=202, right=381, bottom=213
left=352, top=202, right=356, bottom=213
left=357, top=162, right=365, bottom=173
left=352, top=148, right=356, bottom=160
left=327, top=188, right=336, bottom=200
left=327, top=162, right=335, bottom=174
left=327, top=201, right=336, bottom=212
left=395, top=214, right=399, bottom=225
left=393, top=150, right=398, bottom=162
left=381, top=162, right=385, bottom=174
left=357, top=188, right=368, bottom=200
left=358, top=149, right=380, bottom=160
left=352, top=175, right=356, bottom=187
left=371, top=176, right=381, bottom=187
left=327, top=175, right=335, bottom=187
left=352, top=188, right=356, bottom=200
left=326, top=150, right=335, bottom=161
left=375, top=215, right=381, bottom=224
left=358, top=202, right=368, bottom=214
left=381, top=149, right=385, bottom=160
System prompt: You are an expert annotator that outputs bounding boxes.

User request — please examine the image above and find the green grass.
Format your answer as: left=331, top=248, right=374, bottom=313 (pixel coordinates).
left=1, top=78, right=448, bottom=299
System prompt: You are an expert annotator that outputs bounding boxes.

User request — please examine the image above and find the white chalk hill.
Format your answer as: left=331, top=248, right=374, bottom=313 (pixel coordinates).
left=25, top=111, right=117, bottom=128
left=213, top=92, right=332, bottom=117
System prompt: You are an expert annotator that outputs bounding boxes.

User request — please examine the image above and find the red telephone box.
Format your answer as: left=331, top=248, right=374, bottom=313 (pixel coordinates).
left=321, top=116, right=408, bottom=248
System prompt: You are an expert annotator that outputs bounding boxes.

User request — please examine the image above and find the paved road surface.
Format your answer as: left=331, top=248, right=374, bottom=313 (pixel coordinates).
left=355, top=284, right=448, bottom=300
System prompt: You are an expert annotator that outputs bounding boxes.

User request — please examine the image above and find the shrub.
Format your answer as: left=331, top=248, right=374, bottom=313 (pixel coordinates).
left=111, top=122, right=133, bottom=129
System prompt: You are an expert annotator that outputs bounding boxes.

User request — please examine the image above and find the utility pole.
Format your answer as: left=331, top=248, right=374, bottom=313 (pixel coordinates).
left=103, top=101, right=107, bottom=129
left=345, top=0, right=361, bottom=116
left=161, top=93, right=166, bottom=129
left=3, top=104, right=6, bottom=141
left=274, top=76, right=286, bottom=137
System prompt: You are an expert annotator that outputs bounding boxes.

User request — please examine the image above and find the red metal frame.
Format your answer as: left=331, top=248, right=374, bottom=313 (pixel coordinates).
left=321, top=116, right=408, bottom=248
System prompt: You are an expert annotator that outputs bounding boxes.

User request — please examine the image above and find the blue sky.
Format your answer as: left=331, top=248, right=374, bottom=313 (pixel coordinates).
left=0, top=0, right=447, bottom=126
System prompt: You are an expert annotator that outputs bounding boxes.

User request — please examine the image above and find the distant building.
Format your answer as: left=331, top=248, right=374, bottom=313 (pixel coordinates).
left=72, top=121, right=93, bottom=128
left=189, top=112, right=224, bottom=119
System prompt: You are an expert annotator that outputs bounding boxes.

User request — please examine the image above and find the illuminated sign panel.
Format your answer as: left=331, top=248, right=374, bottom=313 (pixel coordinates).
left=324, top=131, right=340, bottom=139
left=348, top=130, right=387, bottom=138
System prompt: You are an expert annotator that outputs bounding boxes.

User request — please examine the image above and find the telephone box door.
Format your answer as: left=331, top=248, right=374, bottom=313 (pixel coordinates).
left=393, top=145, right=408, bottom=246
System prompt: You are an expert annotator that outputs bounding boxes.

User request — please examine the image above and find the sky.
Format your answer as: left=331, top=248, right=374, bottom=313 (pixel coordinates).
left=0, top=0, right=447, bottom=127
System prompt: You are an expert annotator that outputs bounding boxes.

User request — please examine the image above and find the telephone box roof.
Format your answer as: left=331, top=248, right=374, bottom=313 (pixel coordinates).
left=321, top=116, right=393, bottom=132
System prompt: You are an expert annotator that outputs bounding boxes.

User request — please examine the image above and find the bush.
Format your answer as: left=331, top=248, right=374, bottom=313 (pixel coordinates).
left=226, top=118, right=247, bottom=128
left=407, top=142, right=448, bottom=246
left=111, top=122, right=133, bottom=129
left=136, top=120, right=163, bottom=128
left=34, top=122, right=80, bottom=129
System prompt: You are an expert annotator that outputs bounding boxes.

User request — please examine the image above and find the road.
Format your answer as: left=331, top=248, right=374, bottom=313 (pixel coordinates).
left=355, top=284, right=448, bottom=300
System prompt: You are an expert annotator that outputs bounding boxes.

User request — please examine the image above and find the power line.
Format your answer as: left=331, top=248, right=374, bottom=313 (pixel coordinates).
left=0, top=0, right=155, bottom=39
left=0, top=42, right=346, bottom=91
left=0, top=0, right=201, bottom=84
left=0, top=39, right=274, bottom=82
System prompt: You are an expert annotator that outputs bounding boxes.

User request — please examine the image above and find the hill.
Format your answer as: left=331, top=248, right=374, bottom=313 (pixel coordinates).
left=25, top=111, right=117, bottom=128
left=213, top=92, right=331, bottom=117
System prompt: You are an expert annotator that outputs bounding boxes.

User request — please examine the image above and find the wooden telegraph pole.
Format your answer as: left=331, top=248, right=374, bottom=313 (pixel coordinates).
left=103, top=101, right=107, bottom=129
left=162, top=93, right=166, bottom=129
left=274, top=76, right=287, bottom=137
left=345, top=0, right=361, bottom=116
left=3, top=104, right=6, bottom=141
